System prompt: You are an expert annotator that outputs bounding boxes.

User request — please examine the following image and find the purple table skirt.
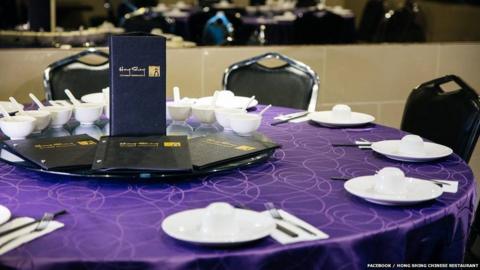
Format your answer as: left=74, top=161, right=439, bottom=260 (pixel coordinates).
left=0, top=105, right=476, bottom=270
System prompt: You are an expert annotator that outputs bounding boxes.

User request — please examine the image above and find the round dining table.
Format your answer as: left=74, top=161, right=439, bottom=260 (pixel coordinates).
left=0, top=105, right=476, bottom=269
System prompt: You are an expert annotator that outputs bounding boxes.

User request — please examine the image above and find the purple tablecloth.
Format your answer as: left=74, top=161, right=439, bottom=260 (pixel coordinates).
left=0, top=105, right=476, bottom=269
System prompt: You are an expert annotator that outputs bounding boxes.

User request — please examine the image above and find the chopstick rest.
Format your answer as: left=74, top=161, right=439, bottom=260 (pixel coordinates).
left=0, top=217, right=64, bottom=255
left=262, top=209, right=329, bottom=244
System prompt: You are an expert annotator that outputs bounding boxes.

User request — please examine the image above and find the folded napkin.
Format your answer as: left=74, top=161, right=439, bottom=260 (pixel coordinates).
left=434, top=180, right=458, bottom=193
left=262, top=209, right=329, bottom=244
left=0, top=217, right=64, bottom=255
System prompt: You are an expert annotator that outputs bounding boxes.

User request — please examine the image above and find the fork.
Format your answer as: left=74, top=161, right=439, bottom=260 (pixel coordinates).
left=0, top=212, right=56, bottom=250
left=264, top=202, right=317, bottom=236
left=236, top=203, right=298, bottom=238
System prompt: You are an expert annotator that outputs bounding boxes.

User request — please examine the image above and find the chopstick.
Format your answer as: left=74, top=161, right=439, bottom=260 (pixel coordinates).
left=332, top=143, right=372, bottom=147
left=270, top=112, right=309, bottom=126
left=329, top=176, right=451, bottom=187
left=330, top=177, right=350, bottom=181
left=332, top=144, right=364, bottom=147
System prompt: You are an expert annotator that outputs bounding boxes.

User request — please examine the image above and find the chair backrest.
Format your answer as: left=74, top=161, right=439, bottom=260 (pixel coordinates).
left=120, top=8, right=172, bottom=33
left=222, top=52, right=319, bottom=111
left=358, top=0, right=385, bottom=42
left=44, top=48, right=109, bottom=100
left=293, top=10, right=354, bottom=44
left=400, top=75, right=480, bottom=162
left=373, top=0, right=426, bottom=42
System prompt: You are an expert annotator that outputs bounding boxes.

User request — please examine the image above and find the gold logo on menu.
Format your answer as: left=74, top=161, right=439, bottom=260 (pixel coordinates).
left=164, top=142, right=181, bottom=147
left=235, top=145, right=255, bottom=151
left=148, top=66, right=161, bottom=77
left=119, top=142, right=137, bottom=147
left=34, top=143, right=76, bottom=149
left=77, top=140, right=97, bottom=146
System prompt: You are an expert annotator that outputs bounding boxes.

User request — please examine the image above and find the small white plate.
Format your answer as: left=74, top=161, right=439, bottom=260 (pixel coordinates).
left=0, top=101, right=23, bottom=114
left=344, top=176, right=443, bottom=206
left=81, top=93, right=105, bottom=104
left=196, top=96, right=258, bottom=109
left=0, top=205, right=11, bottom=225
left=162, top=208, right=274, bottom=246
left=371, top=140, right=453, bottom=162
left=309, top=111, right=375, bottom=127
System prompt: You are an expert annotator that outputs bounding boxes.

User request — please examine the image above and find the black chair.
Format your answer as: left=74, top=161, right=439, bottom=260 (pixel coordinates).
left=222, top=52, right=319, bottom=111
left=400, top=75, right=480, bottom=163
left=187, top=9, right=217, bottom=44
left=43, top=48, right=109, bottom=100
left=120, top=8, right=172, bottom=34
left=294, top=9, right=355, bottom=45
left=373, top=0, right=426, bottom=43
left=358, top=0, right=385, bottom=42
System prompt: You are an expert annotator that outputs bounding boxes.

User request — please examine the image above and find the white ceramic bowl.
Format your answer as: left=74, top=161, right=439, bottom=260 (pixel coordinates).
left=215, top=108, right=245, bottom=130
left=102, top=88, right=110, bottom=118
left=15, top=110, right=51, bottom=132
left=0, top=115, right=36, bottom=140
left=167, top=101, right=192, bottom=121
left=74, top=103, right=104, bottom=125
left=374, top=167, right=407, bottom=195
left=229, top=113, right=261, bottom=136
left=201, top=202, right=239, bottom=236
left=331, top=104, right=352, bottom=122
left=192, top=104, right=216, bottom=124
left=399, top=134, right=425, bottom=156
left=41, top=106, right=73, bottom=127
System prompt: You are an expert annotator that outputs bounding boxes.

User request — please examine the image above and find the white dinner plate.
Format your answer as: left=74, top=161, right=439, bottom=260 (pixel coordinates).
left=81, top=93, right=105, bottom=104
left=162, top=208, right=275, bottom=246
left=309, top=111, right=375, bottom=127
left=0, top=101, right=24, bottom=114
left=0, top=205, right=11, bottom=225
left=196, top=96, right=258, bottom=109
left=371, top=140, right=453, bottom=162
left=344, top=176, right=443, bottom=206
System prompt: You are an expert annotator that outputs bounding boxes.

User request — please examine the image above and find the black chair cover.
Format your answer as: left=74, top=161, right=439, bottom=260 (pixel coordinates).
left=224, top=54, right=317, bottom=110
left=45, top=50, right=109, bottom=100
left=401, top=75, right=480, bottom=162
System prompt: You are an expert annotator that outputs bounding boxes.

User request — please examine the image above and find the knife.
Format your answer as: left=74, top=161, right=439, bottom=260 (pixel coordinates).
left=275, top=223, right=298, bottom=238
left=235, top=204, right=298, bottom=238
left=0, top=210, right=67, bottom=238
left=271, top=111, right=309, bottom=126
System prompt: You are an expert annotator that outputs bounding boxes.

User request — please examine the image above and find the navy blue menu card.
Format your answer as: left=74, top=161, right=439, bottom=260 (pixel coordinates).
left=92, top=136, right=192, bottom=172
left=3, top=135, right=98, bottom=171
left=109, top=33, right=166, bottom=136
left=189, top=133, right=281, bottom=169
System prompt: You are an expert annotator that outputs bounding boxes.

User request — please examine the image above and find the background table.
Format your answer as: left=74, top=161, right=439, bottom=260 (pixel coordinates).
left=0, top=105, right=476, bottom=269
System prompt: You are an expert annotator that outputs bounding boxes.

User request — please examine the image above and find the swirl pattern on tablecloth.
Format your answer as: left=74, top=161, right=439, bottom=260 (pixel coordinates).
left=0, top=105, right=476, bottom=270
